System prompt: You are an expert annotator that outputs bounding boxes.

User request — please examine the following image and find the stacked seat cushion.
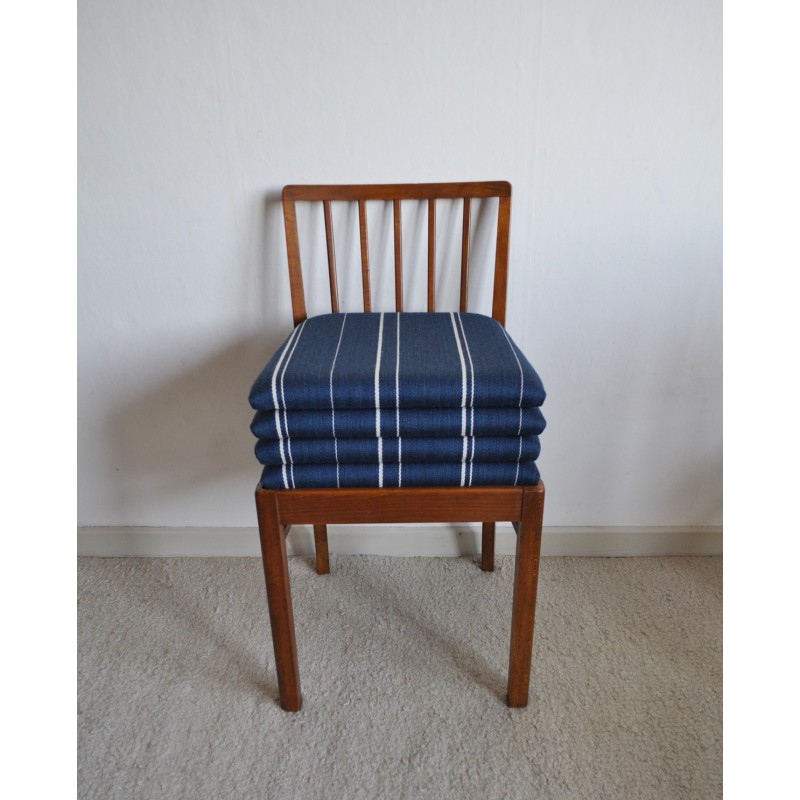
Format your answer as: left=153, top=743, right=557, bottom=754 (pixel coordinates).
left=249, top=312, right=546, bottom=489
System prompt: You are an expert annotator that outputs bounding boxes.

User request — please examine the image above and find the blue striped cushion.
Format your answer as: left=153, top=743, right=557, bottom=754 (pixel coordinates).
left=251, top=406, right=545, bottom=440
left=260, top=460, right=541, bottom=490
left=255, top=435, right=540, bottom=466
left=248, top=312, right=546, bottom=412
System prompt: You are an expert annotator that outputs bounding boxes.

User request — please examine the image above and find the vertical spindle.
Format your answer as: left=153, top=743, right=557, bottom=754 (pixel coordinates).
left=323, top=200, right=339, bottom=313
left=393, top=199, right=403, bottom=311
left=358, top=199, right=372, bottom=312
left=460, top=198, right=471, bottom=312
left=427, top=198, right=436, bottom=312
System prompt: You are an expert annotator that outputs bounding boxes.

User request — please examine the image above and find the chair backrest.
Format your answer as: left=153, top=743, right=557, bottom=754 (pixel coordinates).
left=282, top=181, right=512, bottom=327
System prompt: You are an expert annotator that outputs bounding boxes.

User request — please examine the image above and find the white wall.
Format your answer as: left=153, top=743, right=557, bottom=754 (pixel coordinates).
left=78, top=0, right=721, bottom=529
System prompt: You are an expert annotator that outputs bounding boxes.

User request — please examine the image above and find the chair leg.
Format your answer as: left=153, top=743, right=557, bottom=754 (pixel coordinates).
left=313, top=524, right=330, bottom=574
left=255, top=489, right=302, bottom=711
left=480, top=522, right=495, bottom=571
left=507, top=483, right=545, bottom=708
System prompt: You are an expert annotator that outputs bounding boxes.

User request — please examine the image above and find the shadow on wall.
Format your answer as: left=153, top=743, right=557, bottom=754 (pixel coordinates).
left=103, top=192, right=289, bottom=521
left=106, top=333, right=283, bottom=520
left=101, top=190, right=511, bottom=522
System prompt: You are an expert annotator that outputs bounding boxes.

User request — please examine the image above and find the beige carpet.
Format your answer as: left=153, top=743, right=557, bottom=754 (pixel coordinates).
left=78, top=555, right=722, bottom=799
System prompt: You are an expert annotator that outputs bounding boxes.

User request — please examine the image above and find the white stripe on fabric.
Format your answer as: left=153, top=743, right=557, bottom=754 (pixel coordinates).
left=501, top=326, right=525, bottom=486
left=456, top=314, right=476, bottom=486
left=395, top=313, right=402, bottom=487
left=279, top=321, right=306, bottom=489
left=269, top=324, right=301, bottom=489
left=500, top=326, right=525, bottom=411
left=374, top=313, right=385, bottom=488
left=329, top=313, right=348, bottom=489
left=449, top=312, right=468, bottom=486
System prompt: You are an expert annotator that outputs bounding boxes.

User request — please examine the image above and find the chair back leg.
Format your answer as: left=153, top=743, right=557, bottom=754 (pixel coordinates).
left=480, top=522, right=496, bottom=572
left=313, top=524, right=330, bottom=574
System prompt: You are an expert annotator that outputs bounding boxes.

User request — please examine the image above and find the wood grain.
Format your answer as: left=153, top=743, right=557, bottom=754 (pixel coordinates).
left=507, top=483, right=545, bottom=708
left=255, top=488, right=302, bottom=711
left=281, top=182, right=512, bottom=326
left=393, top=199, right=403, bottom=311
left=481, top=521, right=495, bottom=572
left=460, top=197, right=471, bottom=312
left=273, top=486, right=524, bottom=525
left=491, top=194, right=512, bottom=327
left=283, top=182, right=511, bottom=202
left=427, top=198, right=436, bottom=311
left=322, top=200, right=339, bottom=313
left=282, top=198, right=307, bottom=326
left=358, top=199, right=371, bottom=312
left=313, top=523, right=330, bottom=575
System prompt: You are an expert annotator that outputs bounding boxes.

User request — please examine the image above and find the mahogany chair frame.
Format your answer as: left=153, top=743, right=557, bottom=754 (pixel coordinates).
left=256, top=182, right=545, bottom=711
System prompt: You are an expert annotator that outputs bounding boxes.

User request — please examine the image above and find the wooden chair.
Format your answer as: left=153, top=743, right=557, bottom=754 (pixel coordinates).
left=255, top=181, right=545, bottom=711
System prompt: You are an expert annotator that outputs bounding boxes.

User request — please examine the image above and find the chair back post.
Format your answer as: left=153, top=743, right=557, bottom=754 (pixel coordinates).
left=282, top=193, right=308, bottom=326
left=281, top=181, right=512, bottom=327
left=491, top=194, right=512, bottom=327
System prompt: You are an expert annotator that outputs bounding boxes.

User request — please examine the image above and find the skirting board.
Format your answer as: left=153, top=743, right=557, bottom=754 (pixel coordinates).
left=77, top=524, right=722, bottom=558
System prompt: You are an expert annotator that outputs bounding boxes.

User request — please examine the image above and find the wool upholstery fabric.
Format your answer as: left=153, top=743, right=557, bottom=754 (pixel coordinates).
left=260, top=460, right=541, bottom=490
left=250, top=406, right=546, bottom=440
left=255, top=435, right=541, bottom=466
left=248, top=312, right=546, bottom=412
left=248, top=311, right=546, bottom=490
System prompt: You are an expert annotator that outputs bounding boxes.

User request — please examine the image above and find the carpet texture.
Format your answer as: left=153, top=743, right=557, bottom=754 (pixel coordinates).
left=78, top=555, right=722, bottom=799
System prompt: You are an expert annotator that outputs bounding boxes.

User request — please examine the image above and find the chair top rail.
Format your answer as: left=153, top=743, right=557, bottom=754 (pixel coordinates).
left=283, top=181, right=511, bottom=202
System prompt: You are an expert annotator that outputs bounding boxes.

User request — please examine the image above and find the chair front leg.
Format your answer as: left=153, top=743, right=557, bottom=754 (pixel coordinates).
left=255, top=488, right=302, bottom=711
left=506, top=483, right=545, bottom=708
